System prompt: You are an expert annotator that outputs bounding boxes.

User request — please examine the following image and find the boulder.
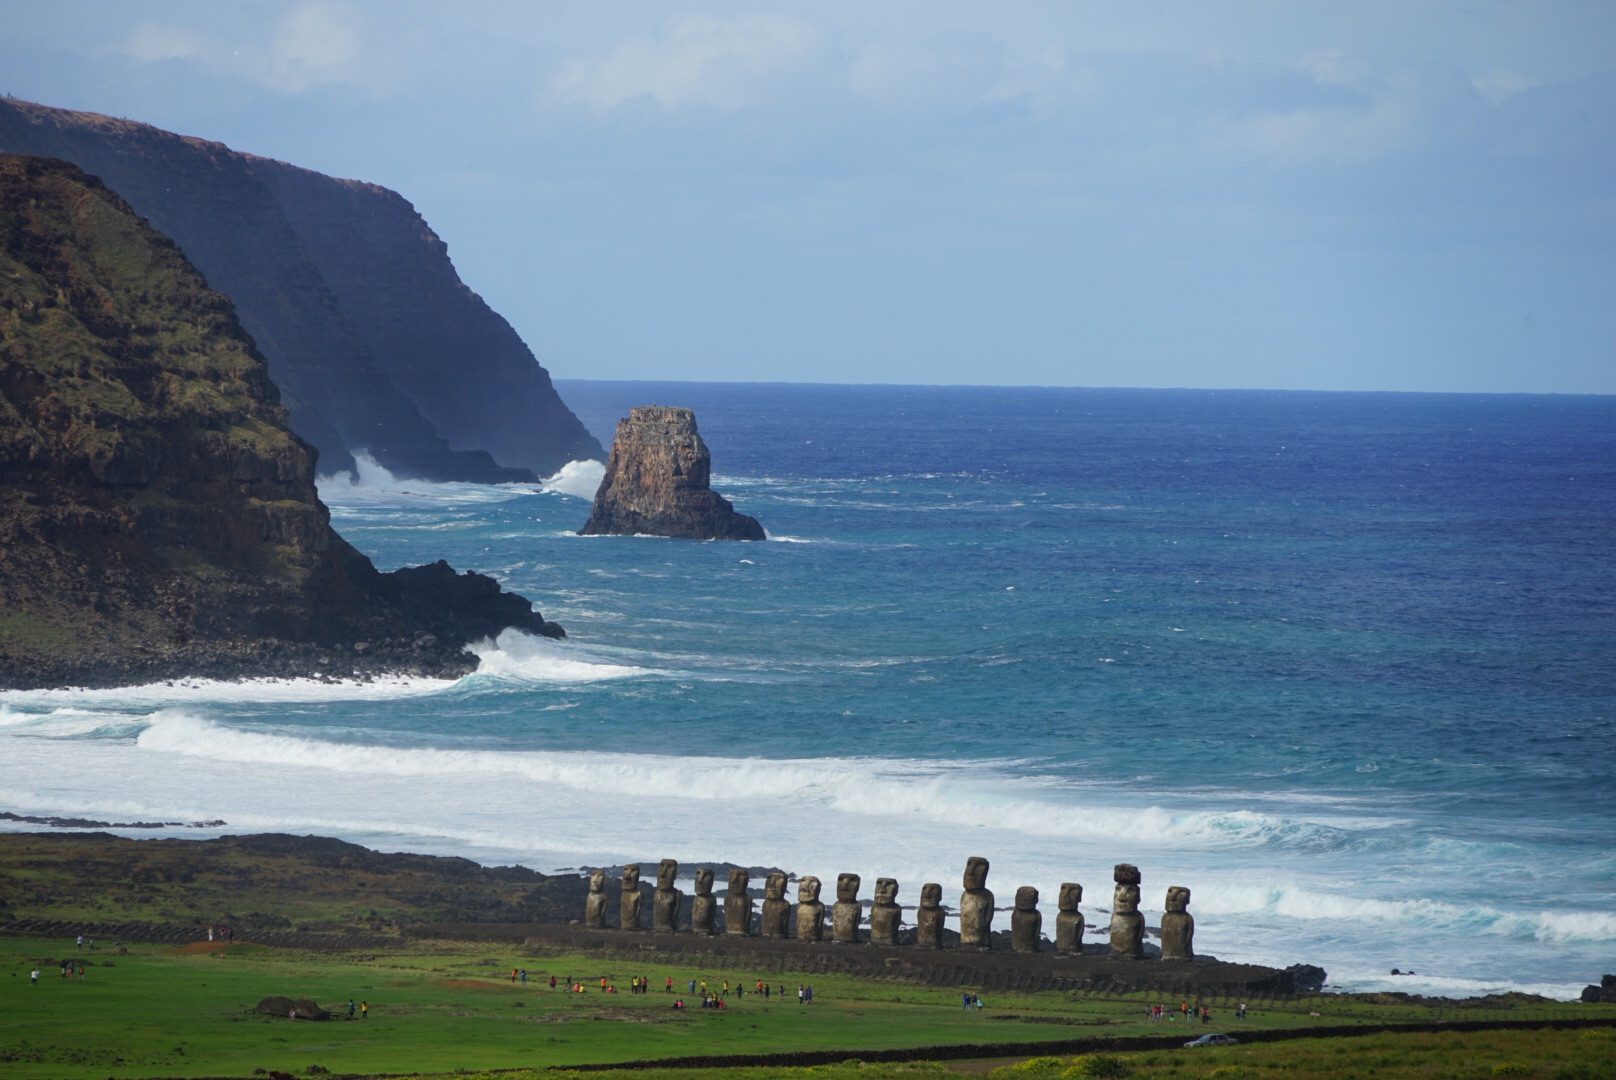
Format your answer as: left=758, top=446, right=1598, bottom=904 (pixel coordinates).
left=255, top=996, right=329, bottom=1020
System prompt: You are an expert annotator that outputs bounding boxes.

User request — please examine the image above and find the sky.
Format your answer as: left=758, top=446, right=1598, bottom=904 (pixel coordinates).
left=3, top=2, right=1613, bottom=393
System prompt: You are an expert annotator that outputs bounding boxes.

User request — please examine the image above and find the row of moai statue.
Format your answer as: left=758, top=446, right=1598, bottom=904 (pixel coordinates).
left=584, top=857, right=1195, bottom=960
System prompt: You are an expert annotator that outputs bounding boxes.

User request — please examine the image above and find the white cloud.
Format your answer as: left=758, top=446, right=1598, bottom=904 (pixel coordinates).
left=125, top=22, right=209, bottom=64
left=1208, top=67, right=1432, bottom=166
left=1471, top=67, right=1540, bottom=104
left=264, top=2, right=367, bottom=94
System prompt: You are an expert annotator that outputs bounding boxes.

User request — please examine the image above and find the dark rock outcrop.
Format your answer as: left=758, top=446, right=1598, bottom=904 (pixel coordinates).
left=0, top=156, right=561, bottom=689
left=255, top=996, right=330, bottom=1021
left=579, top=406, right=764, bottom=540
left=0, top=98, right=602, bottom=481
left=1580, top=975, right=1616, bottom=1003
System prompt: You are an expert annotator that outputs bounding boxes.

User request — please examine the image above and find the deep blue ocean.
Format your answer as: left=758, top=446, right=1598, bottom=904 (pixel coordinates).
left=2, top=383, right=1613, bottom=997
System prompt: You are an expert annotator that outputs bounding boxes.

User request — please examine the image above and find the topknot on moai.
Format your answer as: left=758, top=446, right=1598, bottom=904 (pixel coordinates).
left=1055, top=882, right=1084, bottom=953
left=1011, top=886, right=1042, bottom=953
left=760, top=871, right=791, bottom=938
left=690, top=868, right=717, bottom=934
left=795, top=875, right=826, bottom=941
left=832, top=873, right=862, bottom=943
left=1109, top=863, right=1144, bottom=959
left=653, top=859, right=683, bottom=932
left=869, top=877, right=902, bottom=947
left=915, top=883, right=945, bottom=948
left=584, top=869, right=609, bottom=929
left=724, top=869, right=753, bottom=936
left=1160, top=885, right=1195, bottom=961
left=959, top=856, right=995, bottom=949
left=620, top=864, right=643, bottom=931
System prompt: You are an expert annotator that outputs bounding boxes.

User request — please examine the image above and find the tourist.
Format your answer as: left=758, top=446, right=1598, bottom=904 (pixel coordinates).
left=360, top=1001, right=368, bottom=1019
left=550, top=975, right=557, bottom=990
left=520, top=970, right=527, bottom=986
left=347, top=999, right=355, bottom=1019
left=666, top=976, right=672, bottom=992
left=29, top=969, right=39, bottom=985
left=76, top=935, right=83, bottom=951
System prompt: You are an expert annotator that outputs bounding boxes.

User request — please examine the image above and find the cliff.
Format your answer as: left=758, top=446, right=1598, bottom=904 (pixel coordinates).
left=0, top=98, right=602, bottom=482
left=580, top=406, right=764, bottom=541
left=0, top=155, right=561, bottom=689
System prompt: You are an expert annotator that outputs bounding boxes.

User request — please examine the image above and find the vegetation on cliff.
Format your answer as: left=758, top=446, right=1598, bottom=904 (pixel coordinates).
left=0, top=155, right=559, bottom=688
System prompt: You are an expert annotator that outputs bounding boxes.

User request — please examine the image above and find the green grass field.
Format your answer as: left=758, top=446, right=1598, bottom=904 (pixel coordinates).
left=3, top=935, right=1611, bottom=1080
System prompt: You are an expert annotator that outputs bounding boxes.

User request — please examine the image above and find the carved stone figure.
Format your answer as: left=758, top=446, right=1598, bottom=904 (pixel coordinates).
left=1109, top=863, right=1145, bottom=959
left=831, top=873, right=862, bottom=943
left=652, top=859, right=682, bottom=932
left=795, top=876, right=826, bottom=941
left=760, top=871, right=791, bottom=938
left=584, top=869, right=609, bottom=929
left=915, top=882, right=945, bottom=948
left=958, top=856, right=995, bottom=948
left=620, top=864, right=643, bottom=930
left=690, top=868, right=717, bottom=934
left=1160, top=885, right=1195, bottom=961
left=1055, top=882, right=1084, bottom=953
left=1011, top=886, right=1042, bottom=953
left=869, top=877, right=902, bottom=946
left=725, top=869, right=754, bottom=936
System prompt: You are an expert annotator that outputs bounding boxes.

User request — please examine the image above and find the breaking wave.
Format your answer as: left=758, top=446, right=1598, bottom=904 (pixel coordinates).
left=541, top=459, right=605, bottom=500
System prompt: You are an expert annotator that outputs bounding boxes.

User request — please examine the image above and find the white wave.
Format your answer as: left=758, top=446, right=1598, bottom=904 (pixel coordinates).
left=1325, top=967, right=1590, bottom=1002
left=540, top=459, right=605, bottom=500
left=465, top=630, right=659, bottom=683
left=767, top=534, right=816, bottom=543
left=317, top=452, right=537, bottom=506
left=0, top=671, right=456, bottom=709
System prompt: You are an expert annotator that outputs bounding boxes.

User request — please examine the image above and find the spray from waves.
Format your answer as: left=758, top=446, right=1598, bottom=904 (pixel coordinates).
left=0, top=671, right=457, bottom=709
left=0, top=704, right=146, bottom=739
left=541, top=459, right=605, bottom=500
left=464, top=630, right=662, bottom=683
left=317, top=452, right=537, bottom=506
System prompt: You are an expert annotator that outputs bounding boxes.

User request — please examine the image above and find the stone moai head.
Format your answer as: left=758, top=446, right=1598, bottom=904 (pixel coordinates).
left=694, top=868, right=714, bottom=896
left=622, top=864, right=640, bottom=891
left=1166, top=886, right=1191, bottom=912
left=657, top=859, right=678, bottom=890
left=836, top=873, right=861, bottom=902
left=874, top=877, right=899, bottom=905
left=1113, top=863, right=1141, bottom=886
left=589, top=869, right=605, bottom=894
left=920, top=882, right=943, bottom=908
left=764, top=871, right=786, bottom=900
left=728, top=868, right=750, bottom=894
left=1015, top=886, right=1039, bottom=911
left=1114, top=884, right=1140, bottom=913
left=1059, top=883, right=1082, bottom=912
left=798, top=876, right=822, bottom=904
left=964, top=856, right=990, bottom=891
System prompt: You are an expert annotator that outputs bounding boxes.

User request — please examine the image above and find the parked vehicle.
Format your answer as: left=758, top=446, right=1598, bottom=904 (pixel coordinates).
left=1184, top=1033, right=1238, bottom=1048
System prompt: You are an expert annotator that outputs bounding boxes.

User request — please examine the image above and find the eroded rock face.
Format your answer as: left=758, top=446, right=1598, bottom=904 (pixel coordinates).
left=579, top=407, right=765, bottom=541
left=584, top=869, right=608, bottom=929
left=1011, top=886, right=1042, bottom=953
left=1109, top=863, right=1145, bottom=959
left=869, top=877, right=902, bottom=946
left=1160, top=885, right=1195, bottom=961
left=725, top=869, right=754, bottom=936
left=1055, top=882, right=1085, bottom=953
left=690, top=868, right=717, bottom=934
left=832, top=873, right=862, bottom=943
left=760, top=871, right=791, bottom=938
left=916, top=882, right=945, bottom=949
left=620, top=864, right=642, bottom=930
left=959, top=856, right=995, bottom=949
left=795, top=876, right=826, bottom=941
left=653, top=859, right=682, bottom=933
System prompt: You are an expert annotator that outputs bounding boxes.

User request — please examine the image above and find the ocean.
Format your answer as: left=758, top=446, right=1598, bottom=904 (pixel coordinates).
left=2, top=382, right=1613, bottom=999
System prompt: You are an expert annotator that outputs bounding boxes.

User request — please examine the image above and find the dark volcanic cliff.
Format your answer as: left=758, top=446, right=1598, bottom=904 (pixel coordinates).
left=0, top=98, right=602, bottom=482
left=0, top=156, right=561, bottom=689
left=580, top=406, right=764, bottom=541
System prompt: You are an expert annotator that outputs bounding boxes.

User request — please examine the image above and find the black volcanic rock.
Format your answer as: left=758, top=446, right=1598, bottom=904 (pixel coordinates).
left=0, top=156, right=560, bottom=690
left=0, top=98, right=602, bottom=481
left=580, top=406, right=764, bottom=541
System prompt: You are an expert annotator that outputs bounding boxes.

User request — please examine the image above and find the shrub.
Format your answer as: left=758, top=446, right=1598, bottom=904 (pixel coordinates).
left=1061, top=1054, right=1132, bottom=1079
left=1491, top=1065, right=1530, bottom=1077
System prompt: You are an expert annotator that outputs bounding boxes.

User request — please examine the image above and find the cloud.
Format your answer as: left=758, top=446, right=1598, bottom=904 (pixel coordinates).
left=1471, top=67, right=1541, bottom=104
left=125, top=23, right=208, bottom=64
left=264, top=2, right=367, bottom=94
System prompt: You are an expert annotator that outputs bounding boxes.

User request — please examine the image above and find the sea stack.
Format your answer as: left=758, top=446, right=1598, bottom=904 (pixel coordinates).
left=579, top=406, right=764, bottom=541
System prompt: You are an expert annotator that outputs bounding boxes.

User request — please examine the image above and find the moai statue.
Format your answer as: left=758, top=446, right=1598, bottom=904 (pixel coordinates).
left=1109, top=863, right=1145, bottom=959
left=620, top=864, right=643, bottom=930
left=584, top=869, right=609, bottom=929
left=958, top=856, right=995, bottom=949
left=652, top=859, right=683, bottom=933
left=724, top=869, right=754, bottom=936
left=690, top=868, right=717, bottom=934
left=832, top=873, right=862, bottom=943
left=795, top=876, right=826, bottom=941
left=915, top=882, right=945, bottom=948
left=868, top=877, right=902, bottom=946
left=1160, top=886, right=1195, bottom=961
left=1055, top=882, right=1085, bottom=953
left=760, top=871, right=791, bottom=938
left=1011, top=886, right=1042, bottom=953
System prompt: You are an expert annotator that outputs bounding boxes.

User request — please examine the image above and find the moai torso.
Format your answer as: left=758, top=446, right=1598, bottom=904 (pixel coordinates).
left=959, top=856, right=995, bottom=948
left=795, top=876, right=825, bottom=941
left=1108, top=863, right=1145, bottom=959
left=1011, top=886, right=1042, bottom=953
left=652, top=859, right=682, bottom=932
left=915, top=882, right=945, bottom=948
left=868, top=877, right=902, bottom=946
left=1160, top=886, right=1195, bottom=961
left=584, top=869, right=609, bottom=929
left=690, top=868, right=717, bottom=934
left=760, top=871, right=791, bottom=938
left=620, top=864, right=643, bottom=930
left=1055, top=882, right=1085, bottom=953
left=831, top=873, right=862, bottom=943
left=724, top=869, right=753, bottom=935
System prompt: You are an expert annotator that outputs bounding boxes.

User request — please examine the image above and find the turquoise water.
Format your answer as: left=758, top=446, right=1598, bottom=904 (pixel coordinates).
left=2, top=383, right=1613, bottom=997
